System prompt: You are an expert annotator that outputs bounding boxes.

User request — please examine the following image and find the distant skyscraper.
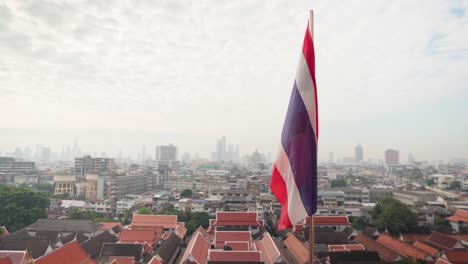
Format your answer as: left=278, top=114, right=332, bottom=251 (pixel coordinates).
left=156, top=144, right=177, bottom=161
left=329, top=152, right=334, bottom=164
left=355, top=144, right=363, bottom=164
left=384, top=149, right=400, bottom=165
left=181, top=152, right=191, bottom=162
left=215, top=136, right=226, bottom=162
left=212, top=136, right=239, bottom=163
left=42, top=147, right=51, bottom=162
left=408, top=153, right=415, bottom=164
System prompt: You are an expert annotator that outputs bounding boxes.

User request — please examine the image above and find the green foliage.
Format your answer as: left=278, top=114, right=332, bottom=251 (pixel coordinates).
left=155, top=209, right=210, bottom=236
left=424, top=179, right=435, bottom=186
left=180, top=189, right=193, bottom=198
left=52, top=193, right=70, bottom=199
left=138, top=207, right=152, bottom=215
left=67, top=208, right=101, bottom=220
left=449, top=181, right=461, bottom=190
left=0, top=186, right=49, bottom=232
left=34, top=183, right=55, bottom=194
left=460, top=226, right=468, bottom=234
left=349, top=216, right=368, bottom=231
left=121, top=209, right=133, bottom=225
left=331, top=179, right=347, bottom=188
left=372, top=197, right=417, bottom=236
left=435, top=218, right=451, bottom=227
left=396, top=258, right=427, bottom=264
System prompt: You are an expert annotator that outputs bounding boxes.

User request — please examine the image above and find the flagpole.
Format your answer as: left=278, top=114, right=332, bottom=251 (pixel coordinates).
left=308, top=10, right=315, bottom=264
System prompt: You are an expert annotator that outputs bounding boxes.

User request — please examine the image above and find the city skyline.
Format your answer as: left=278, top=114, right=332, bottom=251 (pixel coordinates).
left=0, top=128, right=464, bottom=163
left=0, top=1, right=467, bottom=162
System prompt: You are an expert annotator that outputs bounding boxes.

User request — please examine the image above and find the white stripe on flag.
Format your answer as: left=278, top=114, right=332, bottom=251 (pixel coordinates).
left=295, top=53, right=317, bottom=140
left=275, top=145, right=308, bottom=224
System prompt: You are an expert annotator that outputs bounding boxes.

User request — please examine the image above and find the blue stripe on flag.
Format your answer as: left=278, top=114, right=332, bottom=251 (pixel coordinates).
left=281, top=81, right=317, bottom=216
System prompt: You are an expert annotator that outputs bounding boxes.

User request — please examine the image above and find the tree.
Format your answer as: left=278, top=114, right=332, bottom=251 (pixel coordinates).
left=435, top=218, right=451, bottom=227
left=181, top=189, right=193, bottom=198
left=34, top=183, right=54, bottom=194
left=349, top=216, right=368, bottom=230
left=396, top=258, right=427, bottom=264
left=0, top=186, right=49, bottom=232
left=67, top=208, right=101, bottom=220
left=372, top=197, right=417, bottom=236
left=449, top=181, right=461, bottom=190
left=155, top=210, right=210, bottom=236
left=331, top=179, right=347, bottom=188
left=138, top=207, right=152, bottom=215
left=424, top=179, right=435, bottom=186
left=121, top=209, right=133, bottom=225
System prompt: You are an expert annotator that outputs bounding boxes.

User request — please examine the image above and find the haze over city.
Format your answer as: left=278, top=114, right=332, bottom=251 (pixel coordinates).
left=1, top=0, right=468, bottom=161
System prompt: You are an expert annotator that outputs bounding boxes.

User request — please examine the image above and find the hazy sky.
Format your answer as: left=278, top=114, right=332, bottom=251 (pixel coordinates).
left=0, top=0, right=467, bottom=161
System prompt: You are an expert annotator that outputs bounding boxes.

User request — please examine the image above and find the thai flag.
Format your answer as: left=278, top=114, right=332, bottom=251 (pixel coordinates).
left=270, top=21, right=318, bottom=230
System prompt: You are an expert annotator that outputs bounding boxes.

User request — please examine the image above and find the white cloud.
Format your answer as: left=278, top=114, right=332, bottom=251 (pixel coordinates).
left=0, top=0, right=467, bottom=160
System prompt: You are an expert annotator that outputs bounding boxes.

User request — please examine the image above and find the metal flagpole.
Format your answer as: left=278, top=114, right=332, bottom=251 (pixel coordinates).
left=308, top=10, right=315, bottom=264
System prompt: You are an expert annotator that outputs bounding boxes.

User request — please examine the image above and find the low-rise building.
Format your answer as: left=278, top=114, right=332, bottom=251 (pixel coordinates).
left=54, top=174, right=76, bottom=197
left=393, top=190, right=436, bottom=206
left=309, top=216, right=351, bottom=232
left=447, top=209, right=468, bottom=233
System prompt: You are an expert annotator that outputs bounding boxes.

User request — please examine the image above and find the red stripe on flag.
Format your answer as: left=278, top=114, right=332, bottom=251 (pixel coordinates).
left=302, top=24, right=319, bottom=140
left=270, top=164, right=292, bottom=229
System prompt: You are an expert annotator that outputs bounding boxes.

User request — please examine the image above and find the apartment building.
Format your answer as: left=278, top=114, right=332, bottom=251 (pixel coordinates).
left=74, top=155, right=116, bottom=175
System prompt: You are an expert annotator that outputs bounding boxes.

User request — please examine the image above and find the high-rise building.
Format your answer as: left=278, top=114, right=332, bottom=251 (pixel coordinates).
left=74, top=155, right=116, bottom=175
left=408, top=153, right=415, bottom=164
left=213, top=136, right=239, bottom=163
left=329, top=152, right=334, bottom=164
left=155, top=144, right=178, bottom=161
left=42, top=147, right=51, bottom=162
left=384, top=149, right=400, bottom=165
left=355, top=144, right=363, bottom=164
left=215, top=136, right=226, bottom=162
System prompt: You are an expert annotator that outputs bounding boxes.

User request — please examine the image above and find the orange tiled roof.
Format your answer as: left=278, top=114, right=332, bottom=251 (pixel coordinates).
left=328, top=244, right=365, bottom=252
left=209, top=212, right=263, bottom=232
left=194, top=226, right=213, bottom=240
left=284, top=234, right=308, bottom=264
left=130, top=215, right=177, bottom=229
left=426, top=232, right=461, bottom=251
left=208, top=250, right=262, bottom=263
left=180, top=232, right=211, bottom=264
left=435, top=258, right=452, bottom=264
left=400, top=233, right=430, bottom=243
left=0, top=257, right=12, bottom=264
left=445, top=251, right=468, bottom=264
left=308, top=216, right=351, bottom=226
left=0, top=227, right=9, bottom=238
left=256, top=233, right=282, bottom=264
left=174, top=224, right=187, bottom=240
left=377, top=234, right=431, bottom=261
left=413, top=241, right=439, bottom=257
left=147, top=256, right=162, bottom=264
left=99, top=222, right=123, bottom=231
left=109, top=256, right=135, bottom=264
left=447, top=210, right=468, bottom=223
left=224, top=241, right=250, bottom=251
left=353, top=233, right=401, bottom=262
left=0, top=251, right=29, bottom=264
left=119, top=230, right=157, bottom=244
left=214, top=231, right=251, bottom=249
left=35, top=241, right=95, bottom=264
